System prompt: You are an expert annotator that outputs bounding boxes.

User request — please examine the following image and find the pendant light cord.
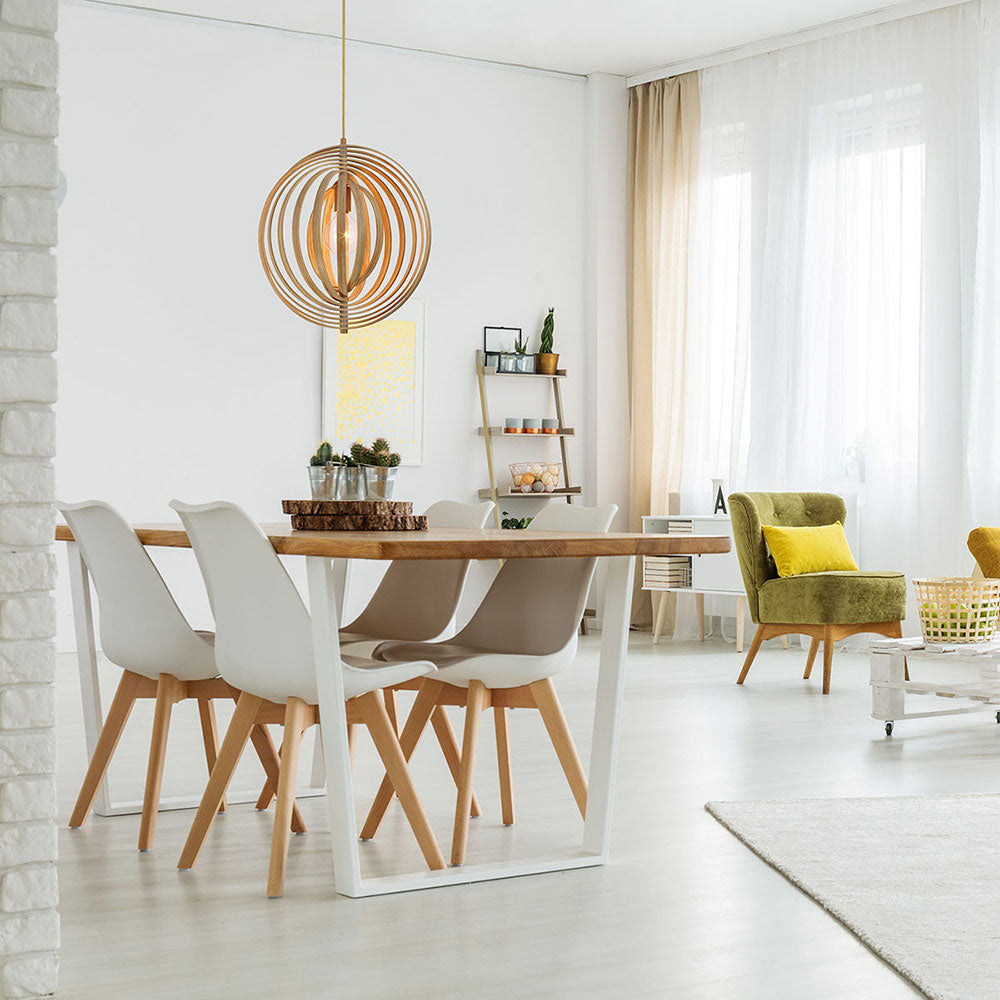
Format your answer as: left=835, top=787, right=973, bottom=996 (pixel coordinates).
left=341, top=0, right=346, bottom=140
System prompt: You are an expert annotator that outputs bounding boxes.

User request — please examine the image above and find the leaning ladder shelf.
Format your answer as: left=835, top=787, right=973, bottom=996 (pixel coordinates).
left=475, top=349, right=578, bottom=529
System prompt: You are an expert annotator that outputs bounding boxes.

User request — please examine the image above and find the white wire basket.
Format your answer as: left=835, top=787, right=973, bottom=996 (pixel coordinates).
left=913, top=577, right=1000, bottom=644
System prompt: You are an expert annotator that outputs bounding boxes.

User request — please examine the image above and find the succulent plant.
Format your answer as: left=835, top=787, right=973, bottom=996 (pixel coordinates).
left=500, top=511, right=533, bottom=530
left=349, top=440, right=365, bottom=464
left=387, top=452, right=401, bottom=468
left=514, top=330, right=529, bottom=355
left=310, top=440, right=337, bottom=466
left=540, top=307, right=554, bottom=354
left=372, top=437, right=390, bottom=454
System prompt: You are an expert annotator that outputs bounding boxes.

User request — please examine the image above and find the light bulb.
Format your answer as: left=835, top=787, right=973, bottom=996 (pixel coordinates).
left=322, top=209, right=358, bottom=268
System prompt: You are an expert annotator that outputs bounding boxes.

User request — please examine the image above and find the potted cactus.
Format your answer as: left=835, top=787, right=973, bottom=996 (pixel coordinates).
left=358, top=437, right=402, bottom=500
left=513, top=330, right=535, bottom=374
left=536, top=307, right=558, bottom=375
left=308, top=441, right=340, bottom=500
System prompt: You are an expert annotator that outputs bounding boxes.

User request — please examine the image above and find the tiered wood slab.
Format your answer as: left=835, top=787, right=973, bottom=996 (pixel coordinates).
left=282, top=500, right=427, bottom=531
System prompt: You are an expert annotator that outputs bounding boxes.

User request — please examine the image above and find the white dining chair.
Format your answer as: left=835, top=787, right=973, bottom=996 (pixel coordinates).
left=254, top=499, right=495, bottom=815
left=362, top=501, right=617, bottom=865
left=170, top=500, right=446, bottom=897
left=59, top=500, right=302, bottom=850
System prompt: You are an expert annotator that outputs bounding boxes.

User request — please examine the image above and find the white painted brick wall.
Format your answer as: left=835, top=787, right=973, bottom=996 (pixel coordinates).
left=0, top=0, right=59, bottom=993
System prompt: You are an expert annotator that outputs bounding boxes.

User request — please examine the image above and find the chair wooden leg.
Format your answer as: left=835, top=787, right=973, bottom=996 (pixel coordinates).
left=69, top=670, right=143, bottom=829
left=247, top=720, right=306, bottom=833
left=430, top=705, right=481, bottom=818
left=494, top=706, right=515, bottom=826
left=803, top=637, right=820, bottom=680
left=178, top=692, right=263, bottom=871
left=138, top=673, right=185, bottom=851
left=529, top=678, right=587, bottom=819
left=197, top=698, right=226, bottom=813
left=348, top=722, right=358, bottom=766
left=267, top=698, right=308, bottom=898
left=822, top=627, right=835, bottom=695
left=383, top=688, right=398, bottom=735
left=451, top=681, right=488, bottom=866
left=356, top=691, right=445, bottom=871
left=737, top=625, right=768, bottom=685
left=360, top=680, right=441, bottom=841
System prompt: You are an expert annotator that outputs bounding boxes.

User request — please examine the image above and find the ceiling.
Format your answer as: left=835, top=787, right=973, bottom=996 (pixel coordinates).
left=100, top=0, right=918, bottom=77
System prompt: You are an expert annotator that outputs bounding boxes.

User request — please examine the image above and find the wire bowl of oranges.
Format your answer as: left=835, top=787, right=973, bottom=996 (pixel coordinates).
left=509, top=462, right=562, bottom=494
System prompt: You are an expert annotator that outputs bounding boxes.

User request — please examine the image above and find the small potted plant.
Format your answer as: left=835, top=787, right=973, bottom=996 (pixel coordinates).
left=537, top=307, right=558, bottom=375
left=513, top=330, right=535, bottom=373
left=335, top=442, right=366, bottom=501
left=358, top=437, right=402, bottom=500
left=308, top=440, right=340, bottom=500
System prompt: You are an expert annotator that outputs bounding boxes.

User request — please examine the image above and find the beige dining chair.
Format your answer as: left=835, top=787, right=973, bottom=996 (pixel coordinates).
left=362, top=501, right=617, bottom=865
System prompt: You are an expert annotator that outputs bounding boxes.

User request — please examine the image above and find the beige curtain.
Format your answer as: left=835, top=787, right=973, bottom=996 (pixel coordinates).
left=627, top=73, right=700, bottom=626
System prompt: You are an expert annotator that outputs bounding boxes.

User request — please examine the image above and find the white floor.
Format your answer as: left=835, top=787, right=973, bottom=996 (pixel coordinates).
left=54, top=633, right=1000, bottom=999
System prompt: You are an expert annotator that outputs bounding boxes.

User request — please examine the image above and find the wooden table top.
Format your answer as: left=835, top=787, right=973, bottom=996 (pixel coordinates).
left=55, top=523, right=731, bottom=561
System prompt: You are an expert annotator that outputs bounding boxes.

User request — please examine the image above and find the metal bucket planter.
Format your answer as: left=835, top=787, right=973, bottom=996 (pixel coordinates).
left=497, top=353, right=517, bottom=373
left=514, top=353, right=536, bottom=374
left=362, top=465, right=398, bottom=500
left=308, top=464, right=339, bottom=500
left=337, top=466, right=366, bottom=501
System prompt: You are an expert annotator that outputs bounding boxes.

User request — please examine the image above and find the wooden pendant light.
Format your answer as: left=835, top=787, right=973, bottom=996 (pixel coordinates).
left=257, top=0, right=431, bottom=333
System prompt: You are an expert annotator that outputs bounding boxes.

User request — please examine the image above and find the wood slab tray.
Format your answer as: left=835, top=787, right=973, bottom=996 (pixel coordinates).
left=290, top=513, right=428, bottom=531
left=282, top=499, right=413, bottom=516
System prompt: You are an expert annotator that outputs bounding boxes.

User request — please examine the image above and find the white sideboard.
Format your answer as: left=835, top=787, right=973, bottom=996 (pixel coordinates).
left=642, top=514, right=749, bottom=651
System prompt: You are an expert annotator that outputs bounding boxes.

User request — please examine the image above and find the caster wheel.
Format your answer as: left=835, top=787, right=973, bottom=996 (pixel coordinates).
left=995, top=711, right=1000, bottom=724
left=885, top=721, right=894, bottom=736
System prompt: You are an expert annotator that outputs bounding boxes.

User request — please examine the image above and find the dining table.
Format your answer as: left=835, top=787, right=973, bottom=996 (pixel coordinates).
left=57, top=521, right=730, bottom=898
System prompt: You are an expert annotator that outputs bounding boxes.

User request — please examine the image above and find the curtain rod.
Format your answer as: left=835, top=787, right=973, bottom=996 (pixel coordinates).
left=626, top=0, right=972, bottom=87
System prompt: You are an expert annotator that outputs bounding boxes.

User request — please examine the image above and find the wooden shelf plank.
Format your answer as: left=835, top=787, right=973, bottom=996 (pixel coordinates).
left=479, top=486, right=583, bottom=500
left=482, top=366, right=567, bottom=379
left=477, top=427, right=575, bottom=437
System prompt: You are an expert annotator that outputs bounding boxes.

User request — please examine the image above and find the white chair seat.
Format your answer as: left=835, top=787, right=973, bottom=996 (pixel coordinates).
left=373, top=638, right=576, bottom=689
left=341, top=653, right=436, bottom=700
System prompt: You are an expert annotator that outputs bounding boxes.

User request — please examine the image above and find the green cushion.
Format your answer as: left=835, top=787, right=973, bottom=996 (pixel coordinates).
left=758, top=571, right=907, bottom=625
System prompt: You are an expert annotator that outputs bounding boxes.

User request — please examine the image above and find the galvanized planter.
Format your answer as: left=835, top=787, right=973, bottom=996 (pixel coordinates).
left=362, top=465, right=398, bottom=500
left=308, top=464, right=339, bottom=500
left=337, top=466, right=366, bottom=501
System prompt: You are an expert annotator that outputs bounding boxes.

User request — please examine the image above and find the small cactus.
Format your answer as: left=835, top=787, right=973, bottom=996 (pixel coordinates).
left=372, top=437, right=390, bottom=454
left=309, top=454, right=324, bottom=467
left=317, top=440, right=334, bottom=465
left=539, top=307, right=554, bottom=354
left=349, top=440, right=365, bottom=464
left=387, top=452, right=401, bottom=468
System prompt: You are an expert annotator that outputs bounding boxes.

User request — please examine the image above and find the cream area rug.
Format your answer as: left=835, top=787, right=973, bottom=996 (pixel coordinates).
left=706, top=795, right=1000, bottom=1000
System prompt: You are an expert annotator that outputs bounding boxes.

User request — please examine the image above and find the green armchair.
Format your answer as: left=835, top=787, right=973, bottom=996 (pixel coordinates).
left=729, top=492, right=906, bottom=694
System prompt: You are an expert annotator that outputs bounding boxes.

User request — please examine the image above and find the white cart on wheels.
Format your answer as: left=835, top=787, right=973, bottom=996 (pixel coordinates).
left=870, top=637, right=1000, bottom=736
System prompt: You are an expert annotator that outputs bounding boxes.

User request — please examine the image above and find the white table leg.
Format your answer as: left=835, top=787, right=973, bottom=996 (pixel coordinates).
left=309, top=558, right=352, bottom=790
left=306, top=555, right=361, bottom=897
left=66, top=542, right=112, bottom=817
left=583, top=555, right=635, bottom=856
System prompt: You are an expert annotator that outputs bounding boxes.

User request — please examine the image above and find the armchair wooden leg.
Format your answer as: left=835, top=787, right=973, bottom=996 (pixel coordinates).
left=69, top=669, right=143, bottom=829
left=451, top=681, right=488, bottom=866
left=803, top=637, right=820, bottom=680
left=737, top=625, right=767, bottom=685
left=383, top=689, right=399, bottom=735
left=430, top=706, right=481, bottom=819
left=356, top=691, right=445, bottom=872
left=494, top=706, right=514, bottom=826
left=822, top=627, right=835, bottom=695
left=197, top=698, right=226, bottom=813
left=267, top=698, right=308, bottom=898
left=360, top=680, right=440, bottom=841
left=529, top=678, right=587, bottom=819
left=179, top=692, right=263, bottom=871
left=138, top=673, right=185, bottom=851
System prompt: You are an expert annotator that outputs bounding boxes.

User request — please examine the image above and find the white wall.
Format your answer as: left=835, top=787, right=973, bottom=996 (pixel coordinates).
left=56, top=2, right=591, bottom=645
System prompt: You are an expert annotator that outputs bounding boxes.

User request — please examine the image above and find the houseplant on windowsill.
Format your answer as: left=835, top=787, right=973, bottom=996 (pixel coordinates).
left=536, top=307, right=558, bottom=375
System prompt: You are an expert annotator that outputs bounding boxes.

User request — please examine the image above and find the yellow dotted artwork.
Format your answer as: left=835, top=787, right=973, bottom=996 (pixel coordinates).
left=334, top=318, right=421, bottom=461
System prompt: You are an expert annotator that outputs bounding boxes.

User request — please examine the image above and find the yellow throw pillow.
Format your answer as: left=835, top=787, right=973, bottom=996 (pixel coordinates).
left=968, top=527, right=1000, bottom=578
left=761, top=521, right=859, bottom=578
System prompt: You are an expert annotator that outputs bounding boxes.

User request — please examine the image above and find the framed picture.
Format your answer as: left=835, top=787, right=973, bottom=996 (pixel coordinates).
left=484, top=326, right=521, bottom=354
left=321, top=301, right=426, bottom=466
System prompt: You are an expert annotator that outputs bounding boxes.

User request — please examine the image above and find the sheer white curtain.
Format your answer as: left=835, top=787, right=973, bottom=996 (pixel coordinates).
left=675, top=3, right=987, bottom=640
